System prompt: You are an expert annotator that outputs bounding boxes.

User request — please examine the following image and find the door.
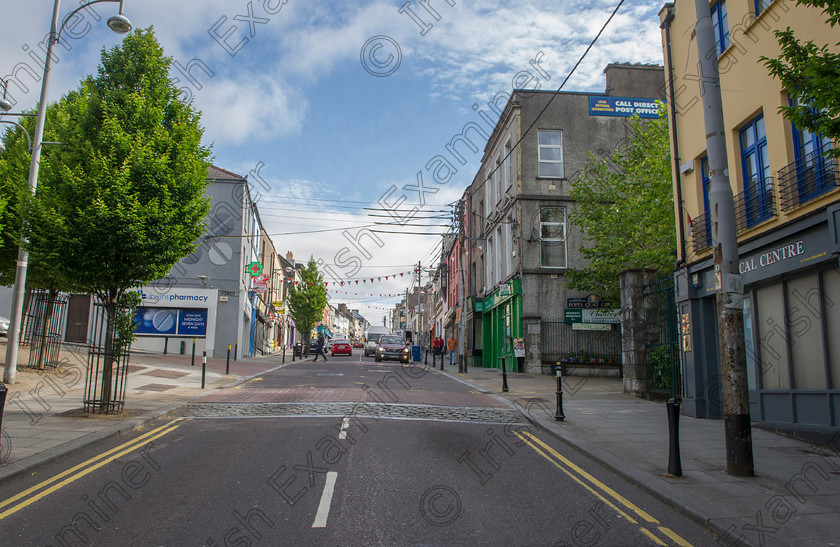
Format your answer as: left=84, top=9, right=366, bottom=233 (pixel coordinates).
left=65, top=294, right=91, bottom=343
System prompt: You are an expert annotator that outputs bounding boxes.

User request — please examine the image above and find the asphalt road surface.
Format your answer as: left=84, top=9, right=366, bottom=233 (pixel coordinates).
left=0, top=353, right=721, bottom=546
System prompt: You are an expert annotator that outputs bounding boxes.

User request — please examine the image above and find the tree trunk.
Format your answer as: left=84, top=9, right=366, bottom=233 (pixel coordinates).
left=100, top=289, right=118, bottom=410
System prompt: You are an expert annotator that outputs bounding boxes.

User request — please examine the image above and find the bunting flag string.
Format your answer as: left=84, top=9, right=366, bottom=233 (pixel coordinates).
left=282, top=268, right=421, bottom=288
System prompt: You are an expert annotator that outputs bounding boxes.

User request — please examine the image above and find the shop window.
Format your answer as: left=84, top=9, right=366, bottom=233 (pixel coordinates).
left=539, top=206, right=567, bottom=268
left=538, top=130, right=564, bottom=178
left=711, top=1, right=730, bottom=56
left=756, top=284, right=790, bottom=389
left=787, top=274, right=826, bottom=389
left=824, top=268, right=840, bottom=388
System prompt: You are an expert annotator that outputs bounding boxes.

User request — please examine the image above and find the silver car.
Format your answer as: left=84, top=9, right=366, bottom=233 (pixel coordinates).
left=0, top=316, right=9, bottom=337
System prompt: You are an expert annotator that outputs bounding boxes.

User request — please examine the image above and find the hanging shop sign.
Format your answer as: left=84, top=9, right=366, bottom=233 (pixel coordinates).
left=247, top=261, right=263, bottom=276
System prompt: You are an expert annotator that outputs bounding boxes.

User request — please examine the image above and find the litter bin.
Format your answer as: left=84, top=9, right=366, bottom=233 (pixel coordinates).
left=293, top=343, right=302, bottom=358
left=412, top=344, right=421, bottom=362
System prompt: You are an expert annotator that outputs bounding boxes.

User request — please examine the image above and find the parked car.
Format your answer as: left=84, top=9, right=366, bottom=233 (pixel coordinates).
left=375, top=335, right=410, bottom=363
left=331, top=339, right=352, bottom=356
left=0, top=316, right=9, bottom=337
left=308, top=339, right=319, bottom=354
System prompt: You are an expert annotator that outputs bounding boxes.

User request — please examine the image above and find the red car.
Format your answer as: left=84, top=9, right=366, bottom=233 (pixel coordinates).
left=352, top=339, right=363, bottom=348
left=331, top=339, right=352, bottom=356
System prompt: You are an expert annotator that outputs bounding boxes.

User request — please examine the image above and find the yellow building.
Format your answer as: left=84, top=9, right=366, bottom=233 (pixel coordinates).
left=660, top=0, right=839, bottom=435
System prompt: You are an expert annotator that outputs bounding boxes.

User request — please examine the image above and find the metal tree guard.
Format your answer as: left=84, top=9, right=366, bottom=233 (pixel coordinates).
left=83, top=297, right=131, bottom=413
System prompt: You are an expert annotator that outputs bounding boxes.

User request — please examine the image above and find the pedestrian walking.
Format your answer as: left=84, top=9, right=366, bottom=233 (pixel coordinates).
left=313, top=332, right=328, bottom=362
left=447, top=334, right=457, bottom=366
left=433, top=336, right=443, bottom=356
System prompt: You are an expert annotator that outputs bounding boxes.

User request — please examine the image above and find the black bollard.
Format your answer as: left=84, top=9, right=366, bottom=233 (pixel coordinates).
left=440, top=349, right=444, bottom=370
left=234, top=341, right=238, bottom=361
left=191, top=338, right=196, bottom=367
left=501, top=357, right=509, bottom=392
left=554, top=366, right=565, bottom=421
left=667, top=398, right=683, bottom=476
left=226, top=345, right=231, bottom=375
left=163, top=336, right=168, bottom=355
left=283, top=345, right=286, bottom=364
left=0, top=383, right=7, bottom=459
left=201, top=351, right=207, bottom=389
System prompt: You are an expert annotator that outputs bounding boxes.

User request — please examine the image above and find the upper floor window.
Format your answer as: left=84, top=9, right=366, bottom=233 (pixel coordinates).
left=495, top=154, right=503, bottom=203
left=504, top=139, right=513, bottom=189
left=538, top=130, right=564, bottom=178
left=711, top=1, right=730, bottom=56
left=755, top=0, right=771, bottom=17
left=539, top=206, right=567, bottom=268
left=739, top=114, right=773, bottom=227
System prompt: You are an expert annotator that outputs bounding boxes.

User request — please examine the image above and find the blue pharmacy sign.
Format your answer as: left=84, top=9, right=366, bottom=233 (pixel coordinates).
left=134, top=307, right=208, bottom=337
left=589, top=96, right=661, bottom=118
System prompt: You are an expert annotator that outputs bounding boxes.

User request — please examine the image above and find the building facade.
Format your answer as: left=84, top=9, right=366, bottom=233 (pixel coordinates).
left=660, top=0, right=840, bottom=435
left=465, top=64, right=666, bottom=374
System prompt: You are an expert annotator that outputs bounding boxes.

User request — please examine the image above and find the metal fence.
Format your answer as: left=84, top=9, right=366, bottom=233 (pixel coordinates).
left=541, top=319, right=621, bottom=367
left=83, top=298, right=132, bottom=413
left=643, top=276, right=680, bottom=397
left=23, top=289, right=68, bottom=370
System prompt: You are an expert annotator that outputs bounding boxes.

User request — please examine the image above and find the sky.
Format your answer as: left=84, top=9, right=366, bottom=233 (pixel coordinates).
left=0, top=0, right=665, bottom=326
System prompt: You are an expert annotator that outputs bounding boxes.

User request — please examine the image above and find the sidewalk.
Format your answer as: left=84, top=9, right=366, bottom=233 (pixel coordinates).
left=0, top=345, right=296, bottom=483
left=437, top=364, right=840, bottom=546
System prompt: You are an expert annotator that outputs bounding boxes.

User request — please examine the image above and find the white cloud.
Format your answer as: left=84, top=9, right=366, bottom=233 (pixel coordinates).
left=194, top=74, right=307, bottom=146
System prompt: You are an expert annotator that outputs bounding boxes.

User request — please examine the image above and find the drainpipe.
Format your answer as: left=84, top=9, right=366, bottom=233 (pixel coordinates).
left=661, top=5, right=687, bottom=266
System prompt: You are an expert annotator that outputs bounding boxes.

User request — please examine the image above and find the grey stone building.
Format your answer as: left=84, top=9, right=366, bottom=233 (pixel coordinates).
left=465, top=63, right=665, bottom=374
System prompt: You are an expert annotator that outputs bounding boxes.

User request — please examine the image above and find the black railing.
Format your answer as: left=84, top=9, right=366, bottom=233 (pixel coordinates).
left=541, top=319, right=621, bottom=366
left=690, top=210, right=712, bottom=253
left=643, top=276, right=680, bottom=396
left=778, top=146, right=839, bottom=211
left=734, top=177, right=776, bottom=232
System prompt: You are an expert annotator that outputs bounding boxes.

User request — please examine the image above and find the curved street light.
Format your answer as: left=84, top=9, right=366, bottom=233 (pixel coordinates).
left=2, top=0, right=132, bottom=385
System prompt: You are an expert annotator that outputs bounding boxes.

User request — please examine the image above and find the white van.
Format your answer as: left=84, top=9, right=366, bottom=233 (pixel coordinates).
left=364, top=326, right=391, bottom=357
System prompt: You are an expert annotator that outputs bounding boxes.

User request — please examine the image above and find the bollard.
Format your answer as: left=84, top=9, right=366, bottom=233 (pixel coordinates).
left=501, top=357, right=509, bottom=392
left=282, top=346, right=286, bottom=364
left=554, top=366, right=565, bottom=421
left=163, top=336, right=169, bottom=355
left=440, top=349, right=444, bottom=371
left=234, top=341, right=238, bottom=361
left=201, top=351, right=207, bottom=389
left=292, top=344, right=296, bottom=362
left=180, top=340, right=185, bottom=355
left=226, top=345, right=231, bottom=375
left=667, top=398, right=683, bottom=476
left=191, top=339, right=196, bottom=367
left=0, top=383, right=7, bottom=459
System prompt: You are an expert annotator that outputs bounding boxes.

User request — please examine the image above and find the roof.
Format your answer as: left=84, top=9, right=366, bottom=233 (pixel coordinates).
left=206, top=164, right=246, bottom=181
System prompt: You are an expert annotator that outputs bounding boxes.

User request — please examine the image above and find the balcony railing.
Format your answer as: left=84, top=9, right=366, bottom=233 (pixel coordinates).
left=690, top=210, right=712, bottom=253
left=735, top=176, right=777, bottom=232
left=778, top=145, right=839, bottom=211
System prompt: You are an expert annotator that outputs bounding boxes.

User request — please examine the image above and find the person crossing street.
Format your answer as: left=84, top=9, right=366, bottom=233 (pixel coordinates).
left=313, top=331, right=328, bottom=362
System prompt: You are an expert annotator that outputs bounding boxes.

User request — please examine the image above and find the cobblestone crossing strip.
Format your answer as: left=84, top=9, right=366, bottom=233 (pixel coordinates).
left=175, top=402, right=528, bottom=424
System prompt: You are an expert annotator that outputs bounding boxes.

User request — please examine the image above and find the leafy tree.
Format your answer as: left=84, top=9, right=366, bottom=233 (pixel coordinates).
left=28, top=28, right=211, bottom=406
left=760, top=0, right=840, bottom=157
left=567, top=106, right=676, bottom=303
left=287, top=257, right=328, bottom=353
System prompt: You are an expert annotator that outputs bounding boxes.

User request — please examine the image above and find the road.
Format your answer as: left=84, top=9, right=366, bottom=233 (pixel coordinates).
left=0, top=352, right=720, bottom=546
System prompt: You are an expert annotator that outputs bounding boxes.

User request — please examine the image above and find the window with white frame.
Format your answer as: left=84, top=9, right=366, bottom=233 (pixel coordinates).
left=504, top=139, right=513, bottom=189
left=496, top=226, right=504, bottom=281
left=495, top=154, right=502, bottom=203
left=540, top=206, right=567, bottom=268
left=486, top=236, right=494, bottom=288
left=538, top=130, right=564, bottom=178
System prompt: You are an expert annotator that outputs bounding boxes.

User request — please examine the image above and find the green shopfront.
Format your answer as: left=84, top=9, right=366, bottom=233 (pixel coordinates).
left=474, top=279, right=523, bottom=371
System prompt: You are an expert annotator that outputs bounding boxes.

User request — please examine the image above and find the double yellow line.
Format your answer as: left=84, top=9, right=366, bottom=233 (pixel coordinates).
left=0, top=418, right=185, bottom=520
left=516, top=431, right=693, bottom=547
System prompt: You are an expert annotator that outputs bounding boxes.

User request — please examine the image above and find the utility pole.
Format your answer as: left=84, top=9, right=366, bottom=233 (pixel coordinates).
left=457, top=197, right=467, bottom=373
left=693, top=0, right=754, bottom=476
left=417, top=260, right=423, bottom=350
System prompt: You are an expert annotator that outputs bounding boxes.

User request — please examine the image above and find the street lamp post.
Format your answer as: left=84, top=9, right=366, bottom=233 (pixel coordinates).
left=2, top=0, right=132, bottom=385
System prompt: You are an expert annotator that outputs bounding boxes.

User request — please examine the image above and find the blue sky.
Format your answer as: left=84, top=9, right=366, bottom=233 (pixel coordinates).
left=1, top=0, right=665, bottom=325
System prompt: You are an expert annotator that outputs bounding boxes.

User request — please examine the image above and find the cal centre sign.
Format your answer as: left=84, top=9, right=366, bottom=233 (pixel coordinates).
left=589, top=96, right=660, bottom=118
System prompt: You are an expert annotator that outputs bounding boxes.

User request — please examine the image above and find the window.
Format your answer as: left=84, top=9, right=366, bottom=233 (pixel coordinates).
left=538, top=130, right=564, bottom=178
left=504, top=139, right=513, bottom=189
left=495, top=154, right=503, bottom=202
left=486, top=236, right=494, bottom=287
left=711, top=1, right=730, bottom=56
left=700, top=157, right=712, bottom=247
left=496, top=226, right=504, bottom=281
left=789, top=97, right=834, bottom=204
left=754, top=0, right=771, bottom=16
left=539, top=207, right=567, bottom=268
left=739, top=115, right=772, bottom=226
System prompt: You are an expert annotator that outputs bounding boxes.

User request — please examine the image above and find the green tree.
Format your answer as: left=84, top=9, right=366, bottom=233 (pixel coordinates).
left=760, top=0, right=840, bottom=157
left=31, top=28, right=211, bottom=407
left=287, top=257, right=328, bottom=353
left=567, top=107, right=676, bottom=303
